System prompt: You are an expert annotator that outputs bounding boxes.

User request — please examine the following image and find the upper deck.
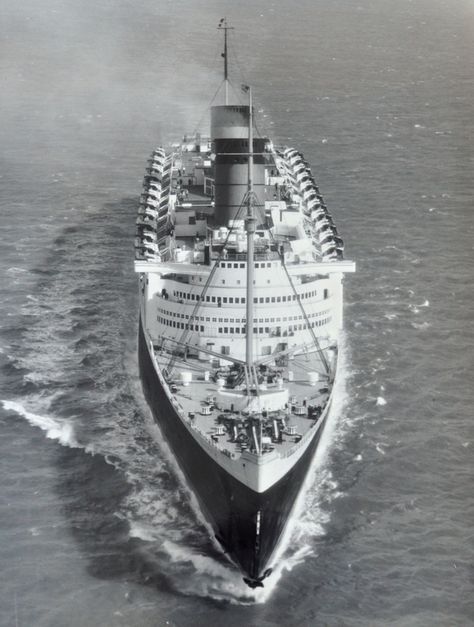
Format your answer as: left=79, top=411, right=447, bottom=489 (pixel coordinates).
left=135, top=138, right=354, bottom=275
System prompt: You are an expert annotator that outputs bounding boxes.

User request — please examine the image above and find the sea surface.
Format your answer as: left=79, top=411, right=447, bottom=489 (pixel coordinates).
left=1, top=0, right=473, bottom=625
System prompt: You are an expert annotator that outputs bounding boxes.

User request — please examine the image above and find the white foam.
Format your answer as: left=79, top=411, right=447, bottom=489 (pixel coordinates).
left=376, top=396, right=387, bottom=406
left=2, top=399, right=79, bottom=448
left=128, top=522, right=160, bottom=542
left=411, top=321, right=430, bottom=330
left=6, top=267, right=27, bottom=274
left=375, top=443, right=386, bottom=455
left=160, top=540, right=258, bottom=603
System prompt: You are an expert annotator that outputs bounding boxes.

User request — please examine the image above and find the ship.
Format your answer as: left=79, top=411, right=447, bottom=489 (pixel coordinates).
left=134, top=21, right=355, bottom=588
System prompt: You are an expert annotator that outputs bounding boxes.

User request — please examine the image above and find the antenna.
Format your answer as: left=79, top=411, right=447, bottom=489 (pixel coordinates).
left=217, top=18, right=234, bottom=105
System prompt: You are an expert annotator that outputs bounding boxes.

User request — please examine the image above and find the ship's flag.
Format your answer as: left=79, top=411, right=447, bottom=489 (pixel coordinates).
left=241, top=84, right=250, bottom=93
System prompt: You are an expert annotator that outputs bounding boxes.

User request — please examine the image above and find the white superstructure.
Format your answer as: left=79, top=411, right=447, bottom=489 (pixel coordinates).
left=135, top=120, right=355, bottom=494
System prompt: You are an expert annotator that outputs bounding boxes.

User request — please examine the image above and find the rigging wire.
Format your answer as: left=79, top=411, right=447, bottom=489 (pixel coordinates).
left=191, top=78, right=225, bottom=137
left=262, top=202, right=331, bottom=375
left=165, top=193, right=250, bottom=378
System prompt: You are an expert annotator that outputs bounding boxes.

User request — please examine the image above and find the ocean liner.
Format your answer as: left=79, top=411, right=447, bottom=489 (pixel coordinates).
left=135, top=22, right=355, bottom=588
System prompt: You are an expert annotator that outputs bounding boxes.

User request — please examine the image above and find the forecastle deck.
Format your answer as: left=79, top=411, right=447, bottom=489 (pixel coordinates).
left=142, top=320, right=335, bottom=492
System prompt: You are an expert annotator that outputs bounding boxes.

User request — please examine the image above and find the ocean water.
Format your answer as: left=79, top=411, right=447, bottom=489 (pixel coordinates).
left=1, top=0, right=473, bottom=625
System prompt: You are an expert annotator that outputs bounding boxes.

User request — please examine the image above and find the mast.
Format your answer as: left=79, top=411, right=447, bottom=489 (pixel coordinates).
left=245, top=86, right=256, bottom=381
left=218, top=18, right=233, bottom=105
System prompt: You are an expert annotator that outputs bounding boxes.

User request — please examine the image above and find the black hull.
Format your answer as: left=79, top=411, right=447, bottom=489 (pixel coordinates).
left=138, top=317, right=330, bottom=582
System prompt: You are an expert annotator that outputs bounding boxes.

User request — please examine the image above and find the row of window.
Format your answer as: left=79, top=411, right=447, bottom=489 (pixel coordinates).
left=158, top=307, right=330, bottom=324
left=172, top=288, right=327, bottom=305
left=157, top=317, right=331, bottom=334
left=218, top=262, right=275, bottom=269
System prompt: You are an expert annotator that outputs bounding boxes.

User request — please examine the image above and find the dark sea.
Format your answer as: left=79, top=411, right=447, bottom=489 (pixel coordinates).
left=1, top=0, right=473, bottom=625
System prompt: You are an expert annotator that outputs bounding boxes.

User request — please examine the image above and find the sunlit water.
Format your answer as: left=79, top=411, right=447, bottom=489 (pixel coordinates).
left=1, top=0, right=473, bottom=625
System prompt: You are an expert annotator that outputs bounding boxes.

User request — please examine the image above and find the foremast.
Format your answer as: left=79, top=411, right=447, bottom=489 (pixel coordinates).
left=218, top=18, right=234, bottom=105
left=244, top=85, right=257, bottom=391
